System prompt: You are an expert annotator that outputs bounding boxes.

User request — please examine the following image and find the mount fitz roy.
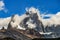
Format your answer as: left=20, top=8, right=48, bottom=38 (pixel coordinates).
left=0, top=7, right=60, bottom=39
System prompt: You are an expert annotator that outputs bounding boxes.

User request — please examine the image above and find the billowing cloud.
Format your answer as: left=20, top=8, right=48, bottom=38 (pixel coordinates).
left=0, top=0, right=8, bottom=13
left=0, top=1, right=5, bottom=10
left=50, top=12, right=60, bottom=25
left=42, top=12, right=60, bottom=27
left=0, top=17, right=11, bottom=29
left=41, top=14, right=55, bottom=18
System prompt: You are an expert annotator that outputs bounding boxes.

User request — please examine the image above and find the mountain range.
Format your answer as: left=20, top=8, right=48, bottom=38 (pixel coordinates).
left=0, top=7, right=60, bottom=39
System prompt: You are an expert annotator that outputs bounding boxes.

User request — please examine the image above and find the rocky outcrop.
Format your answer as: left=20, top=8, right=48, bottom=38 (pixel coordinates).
left=0, top=29, right=32, bottom=40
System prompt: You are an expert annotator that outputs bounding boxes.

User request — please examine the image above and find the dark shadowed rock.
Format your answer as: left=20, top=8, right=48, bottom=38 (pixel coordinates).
left=0, top=29, right=32, bottom=40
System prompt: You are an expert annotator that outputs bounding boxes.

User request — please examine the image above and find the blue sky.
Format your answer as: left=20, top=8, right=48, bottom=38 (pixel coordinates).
left=0, top=0, right=60, bottom=18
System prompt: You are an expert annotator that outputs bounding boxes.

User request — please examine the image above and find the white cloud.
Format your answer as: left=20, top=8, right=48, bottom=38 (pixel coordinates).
left=50, top=12, right=60, bottom=25
left=0, top=0, right=8, bottom=13
left=0, top=17, right=11, bottom=29
left=42, top=12, right=60, bottom=27
left=41, top=13, right=55, bottom=18
left=0, top=1, right=5, bottom=10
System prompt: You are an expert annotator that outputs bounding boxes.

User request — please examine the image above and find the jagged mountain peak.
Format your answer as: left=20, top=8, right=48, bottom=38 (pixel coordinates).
left=7, top=7, right=44, bottom=32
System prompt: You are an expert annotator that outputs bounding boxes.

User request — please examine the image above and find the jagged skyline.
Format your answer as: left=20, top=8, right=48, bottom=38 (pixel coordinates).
left=0, top=7, right=60, bottom=29
left=0, top=0, right=60, bottom=39
left=0, top=0, right=60, bottom=18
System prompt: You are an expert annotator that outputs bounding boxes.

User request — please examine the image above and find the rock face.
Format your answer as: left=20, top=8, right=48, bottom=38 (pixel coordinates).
left=20, top=11, right=44, bottom=33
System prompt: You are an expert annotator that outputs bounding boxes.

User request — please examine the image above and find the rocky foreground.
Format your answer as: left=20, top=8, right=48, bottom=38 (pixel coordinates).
left=0, top=28, right=60, bottom=40
left=0, top=27, right=43, bottom=40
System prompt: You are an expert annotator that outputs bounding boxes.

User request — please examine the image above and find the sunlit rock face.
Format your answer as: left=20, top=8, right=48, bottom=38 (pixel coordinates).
left=10, top=14, right=20, bottom=28
left=8, top=14, right=27, bottom=30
